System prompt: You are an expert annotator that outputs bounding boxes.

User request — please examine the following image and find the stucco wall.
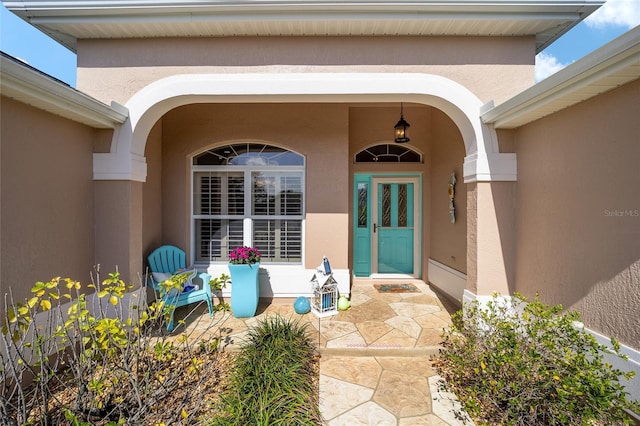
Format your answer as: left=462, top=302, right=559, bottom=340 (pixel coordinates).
left=142, top=121, right=164, bottom=261
left=76, top=36, right=534, bottom=106
left=513, top=79, right=640, bottom=348
left=94, top=180, right=144, bottom=286
left=0, top=97, right=96, bottom=318
left=429, top=109, right=467, bottom=274
left=159, top=103, right=350, bottom=269
left=349, top=105, right=432, bottom=276
left=146, top=102, right=468, bottom=280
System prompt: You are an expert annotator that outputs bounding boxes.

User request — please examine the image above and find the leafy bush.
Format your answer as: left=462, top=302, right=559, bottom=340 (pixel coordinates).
left=1, top=269, right=230, bottom=425
left=433, top=293, right=640, bottom=425
left=211, top=315, right=322, bottom=425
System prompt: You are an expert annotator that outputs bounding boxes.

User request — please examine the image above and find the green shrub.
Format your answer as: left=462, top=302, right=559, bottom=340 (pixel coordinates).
left=211, top=315, right=322, bottom=425
left=1, top=269, right=230, bottom=425
left=433, top=293, right=640, bottom=425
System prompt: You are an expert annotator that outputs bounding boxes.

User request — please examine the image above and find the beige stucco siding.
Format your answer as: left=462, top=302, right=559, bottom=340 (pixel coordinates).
left=158, top=103, right=350, bottom=269
left=429, top=109, right=467, bottom=274
left=513, top=78, right=640, bottom=348
left=152, top=102, right=468, bottom=278
left=76, top=36, right=534, bottom=106
left=142, top=121, right=164, bottom=261
left=94, top=180, right=144, bottom=286
left=0, top=97, right=96, bottom=317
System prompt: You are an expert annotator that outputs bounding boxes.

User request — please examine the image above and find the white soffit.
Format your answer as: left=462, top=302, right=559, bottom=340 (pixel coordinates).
left=481, top=26, right=640, bottom=129
left=0, top=53, right=128, bottom=128
left=3, top=0, right=602, bottom=53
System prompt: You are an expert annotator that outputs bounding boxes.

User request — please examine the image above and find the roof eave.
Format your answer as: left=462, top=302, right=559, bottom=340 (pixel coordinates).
left=3, top=0, right=603, bottom=53
left=481, top=26, right=640, bottom=129
left=0, top=53, right=129, bottom=128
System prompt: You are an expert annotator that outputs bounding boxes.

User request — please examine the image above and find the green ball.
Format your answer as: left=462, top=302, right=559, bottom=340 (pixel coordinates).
left=338, top=296, right=351, bottom=311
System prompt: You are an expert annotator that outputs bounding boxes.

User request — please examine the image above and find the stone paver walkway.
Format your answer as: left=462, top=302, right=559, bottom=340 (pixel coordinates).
left=178, top=279, right=473, bottom=425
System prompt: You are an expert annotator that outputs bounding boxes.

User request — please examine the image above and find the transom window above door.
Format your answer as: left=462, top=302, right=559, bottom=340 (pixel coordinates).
left=355, top=144, right=422, bottom=163
left=192, top=143, right=305, bottom=264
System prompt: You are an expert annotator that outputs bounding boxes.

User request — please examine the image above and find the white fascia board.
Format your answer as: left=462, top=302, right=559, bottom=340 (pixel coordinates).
left=482, top=26, right=640, bottom=129
left=2, top=1, right=602, bottom=12
left=4, top=0, right=603, bottom=22
left=4, top=0, right=602, bottom=52
left=1, top=55, right=128, bottom=128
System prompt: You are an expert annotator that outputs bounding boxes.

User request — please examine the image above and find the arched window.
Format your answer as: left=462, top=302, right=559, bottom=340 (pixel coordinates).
left=354, top=144, right=422, bottom=163
left=192, top=143, right=304, bottom=264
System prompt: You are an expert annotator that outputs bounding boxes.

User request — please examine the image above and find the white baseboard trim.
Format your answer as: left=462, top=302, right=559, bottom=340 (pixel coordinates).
left=204, top=264, right=351, bottom=299
left=583, top=325, right=640, bottom=403
left=428, top=259, right=467, bottom=303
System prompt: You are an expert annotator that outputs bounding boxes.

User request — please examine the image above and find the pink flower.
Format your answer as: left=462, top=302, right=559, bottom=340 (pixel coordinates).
left=229, top=246, right=262, bottom=265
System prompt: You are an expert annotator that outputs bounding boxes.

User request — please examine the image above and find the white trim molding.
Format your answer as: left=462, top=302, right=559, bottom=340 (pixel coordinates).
left=0, top=53, right=128, bottom=129
left=96, top=72, right=514, bottom=183
left=463, top=152, right=517, bottom=182
left=581, top=326, right=640, bottom=403
left=6, top=0, right=602, bottom=53
left=205, top=264, right=350, bottom=299
left=482, top=26, right=640, bottom=129
left=428, top=259, right=467, bottom=303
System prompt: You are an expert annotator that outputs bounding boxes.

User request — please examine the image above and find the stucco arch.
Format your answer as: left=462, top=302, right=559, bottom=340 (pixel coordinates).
left=93, top=73, right=516, bottom=182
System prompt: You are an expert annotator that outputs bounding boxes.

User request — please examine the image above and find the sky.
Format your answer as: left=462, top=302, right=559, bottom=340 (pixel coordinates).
left=1, top=0, right=639, bottom=88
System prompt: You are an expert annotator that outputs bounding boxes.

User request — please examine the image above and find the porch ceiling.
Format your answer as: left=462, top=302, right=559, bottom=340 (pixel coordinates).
left=3, top=0, right=602, bottom=53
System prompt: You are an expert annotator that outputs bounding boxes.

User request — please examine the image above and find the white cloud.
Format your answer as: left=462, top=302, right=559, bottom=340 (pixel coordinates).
left=585, top=0, right=640, bottom=29
left=535, top=52, right=569, bottom=81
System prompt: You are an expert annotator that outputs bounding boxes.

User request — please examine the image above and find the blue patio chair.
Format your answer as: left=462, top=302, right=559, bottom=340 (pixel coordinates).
left=147, top=245, right=212, bottom=331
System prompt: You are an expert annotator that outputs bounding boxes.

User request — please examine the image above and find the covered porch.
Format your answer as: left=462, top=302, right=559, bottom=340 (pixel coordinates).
left=94, top=72, right=517, bottom=306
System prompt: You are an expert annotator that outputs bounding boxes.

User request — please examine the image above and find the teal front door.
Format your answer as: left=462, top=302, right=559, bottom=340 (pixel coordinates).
left=371, top=177, right=420, bottom=276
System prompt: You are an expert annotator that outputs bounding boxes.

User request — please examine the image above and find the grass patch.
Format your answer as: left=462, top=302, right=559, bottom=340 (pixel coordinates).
left=210, top=315, right=322, bottom=425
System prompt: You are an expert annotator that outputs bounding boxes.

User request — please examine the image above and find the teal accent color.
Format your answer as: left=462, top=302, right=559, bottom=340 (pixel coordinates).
left=407, top=183, right=414, bottom=226
left=353, top=175, right=372, bottom=276
left=294, top=296, right=311, bottom=314
left=378, top=228, right=414, bottom=273
left=353, top=174, right=421, bottom=277
left=147, top=245, right=214, bottom=332
left=229, top=263, right=260, bottom=317
left=377, top=183, right=414, bottom=274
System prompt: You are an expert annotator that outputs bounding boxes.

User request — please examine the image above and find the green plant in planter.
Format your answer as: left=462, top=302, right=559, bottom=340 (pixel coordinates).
left=433, top=293, right=640, bottom=426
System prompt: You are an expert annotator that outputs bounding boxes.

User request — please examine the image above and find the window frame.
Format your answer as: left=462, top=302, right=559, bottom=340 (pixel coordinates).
left=191, top=146, right=305, bottom=266
left=354, top=143, right=423, bottom=163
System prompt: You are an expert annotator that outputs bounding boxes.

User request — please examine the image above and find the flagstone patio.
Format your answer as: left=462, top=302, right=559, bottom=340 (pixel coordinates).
left=176, top=279, right=473, bottom=425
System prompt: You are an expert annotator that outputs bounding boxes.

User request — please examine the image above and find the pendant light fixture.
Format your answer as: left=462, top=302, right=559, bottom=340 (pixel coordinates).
left=394, top=103, right=410, bottom=143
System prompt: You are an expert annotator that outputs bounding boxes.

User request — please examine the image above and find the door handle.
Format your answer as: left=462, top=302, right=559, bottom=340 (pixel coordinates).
left=373, top=223, right=377, bottom=233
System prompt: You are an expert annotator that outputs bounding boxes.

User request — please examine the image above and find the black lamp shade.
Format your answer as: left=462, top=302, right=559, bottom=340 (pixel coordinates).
left=394, top=115, right=410, bottom=143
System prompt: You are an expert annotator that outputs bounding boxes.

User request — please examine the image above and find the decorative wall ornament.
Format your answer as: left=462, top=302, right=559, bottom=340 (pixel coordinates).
left=448, top=172, right=456, bottom=223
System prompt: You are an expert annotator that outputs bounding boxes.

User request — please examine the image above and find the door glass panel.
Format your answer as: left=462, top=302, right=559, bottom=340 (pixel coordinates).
left=382, top=184, right=391, bottom=227
left=398, top=184, right=407, bottom=227
left=357, top=183, right=368, bottom=228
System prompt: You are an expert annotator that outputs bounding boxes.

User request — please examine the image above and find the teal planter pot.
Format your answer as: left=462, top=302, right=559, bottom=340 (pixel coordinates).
left=229, top=263, right=260, bottom=317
